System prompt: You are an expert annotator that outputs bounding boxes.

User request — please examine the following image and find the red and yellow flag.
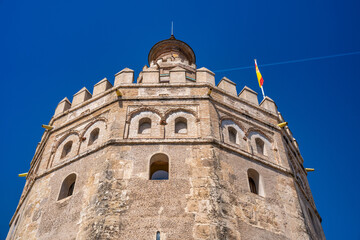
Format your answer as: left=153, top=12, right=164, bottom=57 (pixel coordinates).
left=254, top=59, right=264, bottom=88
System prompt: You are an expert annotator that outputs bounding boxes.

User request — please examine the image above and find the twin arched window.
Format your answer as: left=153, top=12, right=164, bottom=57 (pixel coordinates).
left=138, top=117, right=188, bottom=135
left=58, top=173, right=76, bottom=200
left=60, top=127, right=101, bottom=160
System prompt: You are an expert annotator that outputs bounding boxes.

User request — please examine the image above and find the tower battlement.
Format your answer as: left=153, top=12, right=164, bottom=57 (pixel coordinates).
left=54, top=67, right=277, bottom=118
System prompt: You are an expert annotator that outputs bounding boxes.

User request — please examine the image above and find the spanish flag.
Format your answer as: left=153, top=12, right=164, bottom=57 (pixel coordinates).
left=254, top=59, right=264, bottom=88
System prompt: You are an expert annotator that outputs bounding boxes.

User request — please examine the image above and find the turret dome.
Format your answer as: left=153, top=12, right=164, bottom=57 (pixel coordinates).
left=148, top=35, right=196, bottom=65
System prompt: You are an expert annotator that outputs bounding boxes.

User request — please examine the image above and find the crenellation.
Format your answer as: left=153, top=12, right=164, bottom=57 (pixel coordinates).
left=54, top=97, right=71, bottom=116
left=93, top=77, right=112, bottom=96
left=292, top=138, right=299, bottom=149
left=285, top=126, right=294, bottom=140
left=277, top=112, right=285, bottom=122
left=114, top=68, right=134, bottom=86
left=196, top=67, right=215, bottom=85
left=238, top=86, right=259, bottom=105
left=259, top=96, right=277, bottom=114
left=140, top=67, right=160, bottom=84
left=72, top=87, right=92, bottom=106
left=217, top=76, right=237, bottom=95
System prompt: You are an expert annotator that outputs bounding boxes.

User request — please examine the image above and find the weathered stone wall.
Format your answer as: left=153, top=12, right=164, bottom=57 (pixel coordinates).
left=7, top=70, right=325, bottom=239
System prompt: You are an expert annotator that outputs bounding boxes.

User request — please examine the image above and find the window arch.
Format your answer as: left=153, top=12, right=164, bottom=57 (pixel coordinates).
left=88, top=128, right=99, bottom=146
left=175, top=117, right=187, bottom=133
left=61, top=141, right=73, bottom=159
left=221, top=120, right=246, bottom=149
left=255, top=138, right=265, bottom=155
left=247, top=169, right=264, bottom=196
left=228, top=127, right=237, bottom=144
left=149, top=153, right=169, bottom=180
left=138, top=118, right=151, bottom=134
left=58, top=173, right=77, bottom=200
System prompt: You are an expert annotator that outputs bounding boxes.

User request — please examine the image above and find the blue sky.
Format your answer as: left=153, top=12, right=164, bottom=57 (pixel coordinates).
left=1, top=0, right=359, bottom=239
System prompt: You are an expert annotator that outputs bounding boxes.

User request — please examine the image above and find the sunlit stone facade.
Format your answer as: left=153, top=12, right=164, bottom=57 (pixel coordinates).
left=7, top=35, right=325, bottom=240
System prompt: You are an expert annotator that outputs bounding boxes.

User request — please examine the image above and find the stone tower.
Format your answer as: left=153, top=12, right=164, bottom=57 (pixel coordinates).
left=7, top=35, right=325, bottom=240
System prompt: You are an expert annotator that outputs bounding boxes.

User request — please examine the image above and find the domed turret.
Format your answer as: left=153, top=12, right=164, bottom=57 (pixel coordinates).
left=148, top=35, right=196, bottom=67
left=137, top=35, right=197, bottom=83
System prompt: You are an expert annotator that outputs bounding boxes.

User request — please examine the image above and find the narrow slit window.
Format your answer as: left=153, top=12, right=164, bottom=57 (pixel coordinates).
left=58, top=173, right=77, bottom=200
left=228, top=127, right=237, bottom=144
left=88, top=128, right=100, bottom=146
left=61, top=141, right=73, bottom=159
left=156, top=231, right=160, bottom=240
left=139, top=118, right=151, bottom=134
left=175, top=117, right=187, bottom=134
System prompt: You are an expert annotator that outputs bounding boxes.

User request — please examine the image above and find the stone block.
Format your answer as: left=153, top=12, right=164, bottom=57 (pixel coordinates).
left=196, top=67, right=215, bottom=85
left=170, top=66, right=186, bottom=83
left=114, top=68, right=134, bottom=86
left=54, top=97, right=71, bottom=116
left=238, top=86, right=258, bottom=105
left=259, top=96, right=277, bottom=114
left=72, top=87, right=92, bottom=106
left=93, top=78, right=112, bottom=96
left=217, top=77, right=237, bottom=95
left=194, top=224, right=211, bottom=239
left=142, top=68, right=159, bottom=84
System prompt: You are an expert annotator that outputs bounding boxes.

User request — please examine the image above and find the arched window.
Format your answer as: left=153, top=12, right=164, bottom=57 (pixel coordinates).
left=248, top=177, right=257, bottom=194
left=255, top=138, right=265, bottom=155
left=247, top=169, right=264, bottom=196
left=149, top=153, right=169, bottom=180
left=58, top=173, right=76, bottom=200
left=175, top=117, right=187, bottom=134
left=88, top=128, right=99, bottom=146
left=61, top=141, right=73, bottom=159
left=228, top=127, right=237, bottom=144
left=138, top=118, right=151, bottom=134
left=156, top=231, right=160, bottom=240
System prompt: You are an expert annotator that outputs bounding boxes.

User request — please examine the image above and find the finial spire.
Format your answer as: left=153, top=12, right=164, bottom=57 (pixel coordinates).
left=171, top=21, right=174, bottom=36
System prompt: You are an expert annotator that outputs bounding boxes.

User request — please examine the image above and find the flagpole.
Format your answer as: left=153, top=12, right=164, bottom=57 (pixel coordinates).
left=261, top=86, right=265, bottom=99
